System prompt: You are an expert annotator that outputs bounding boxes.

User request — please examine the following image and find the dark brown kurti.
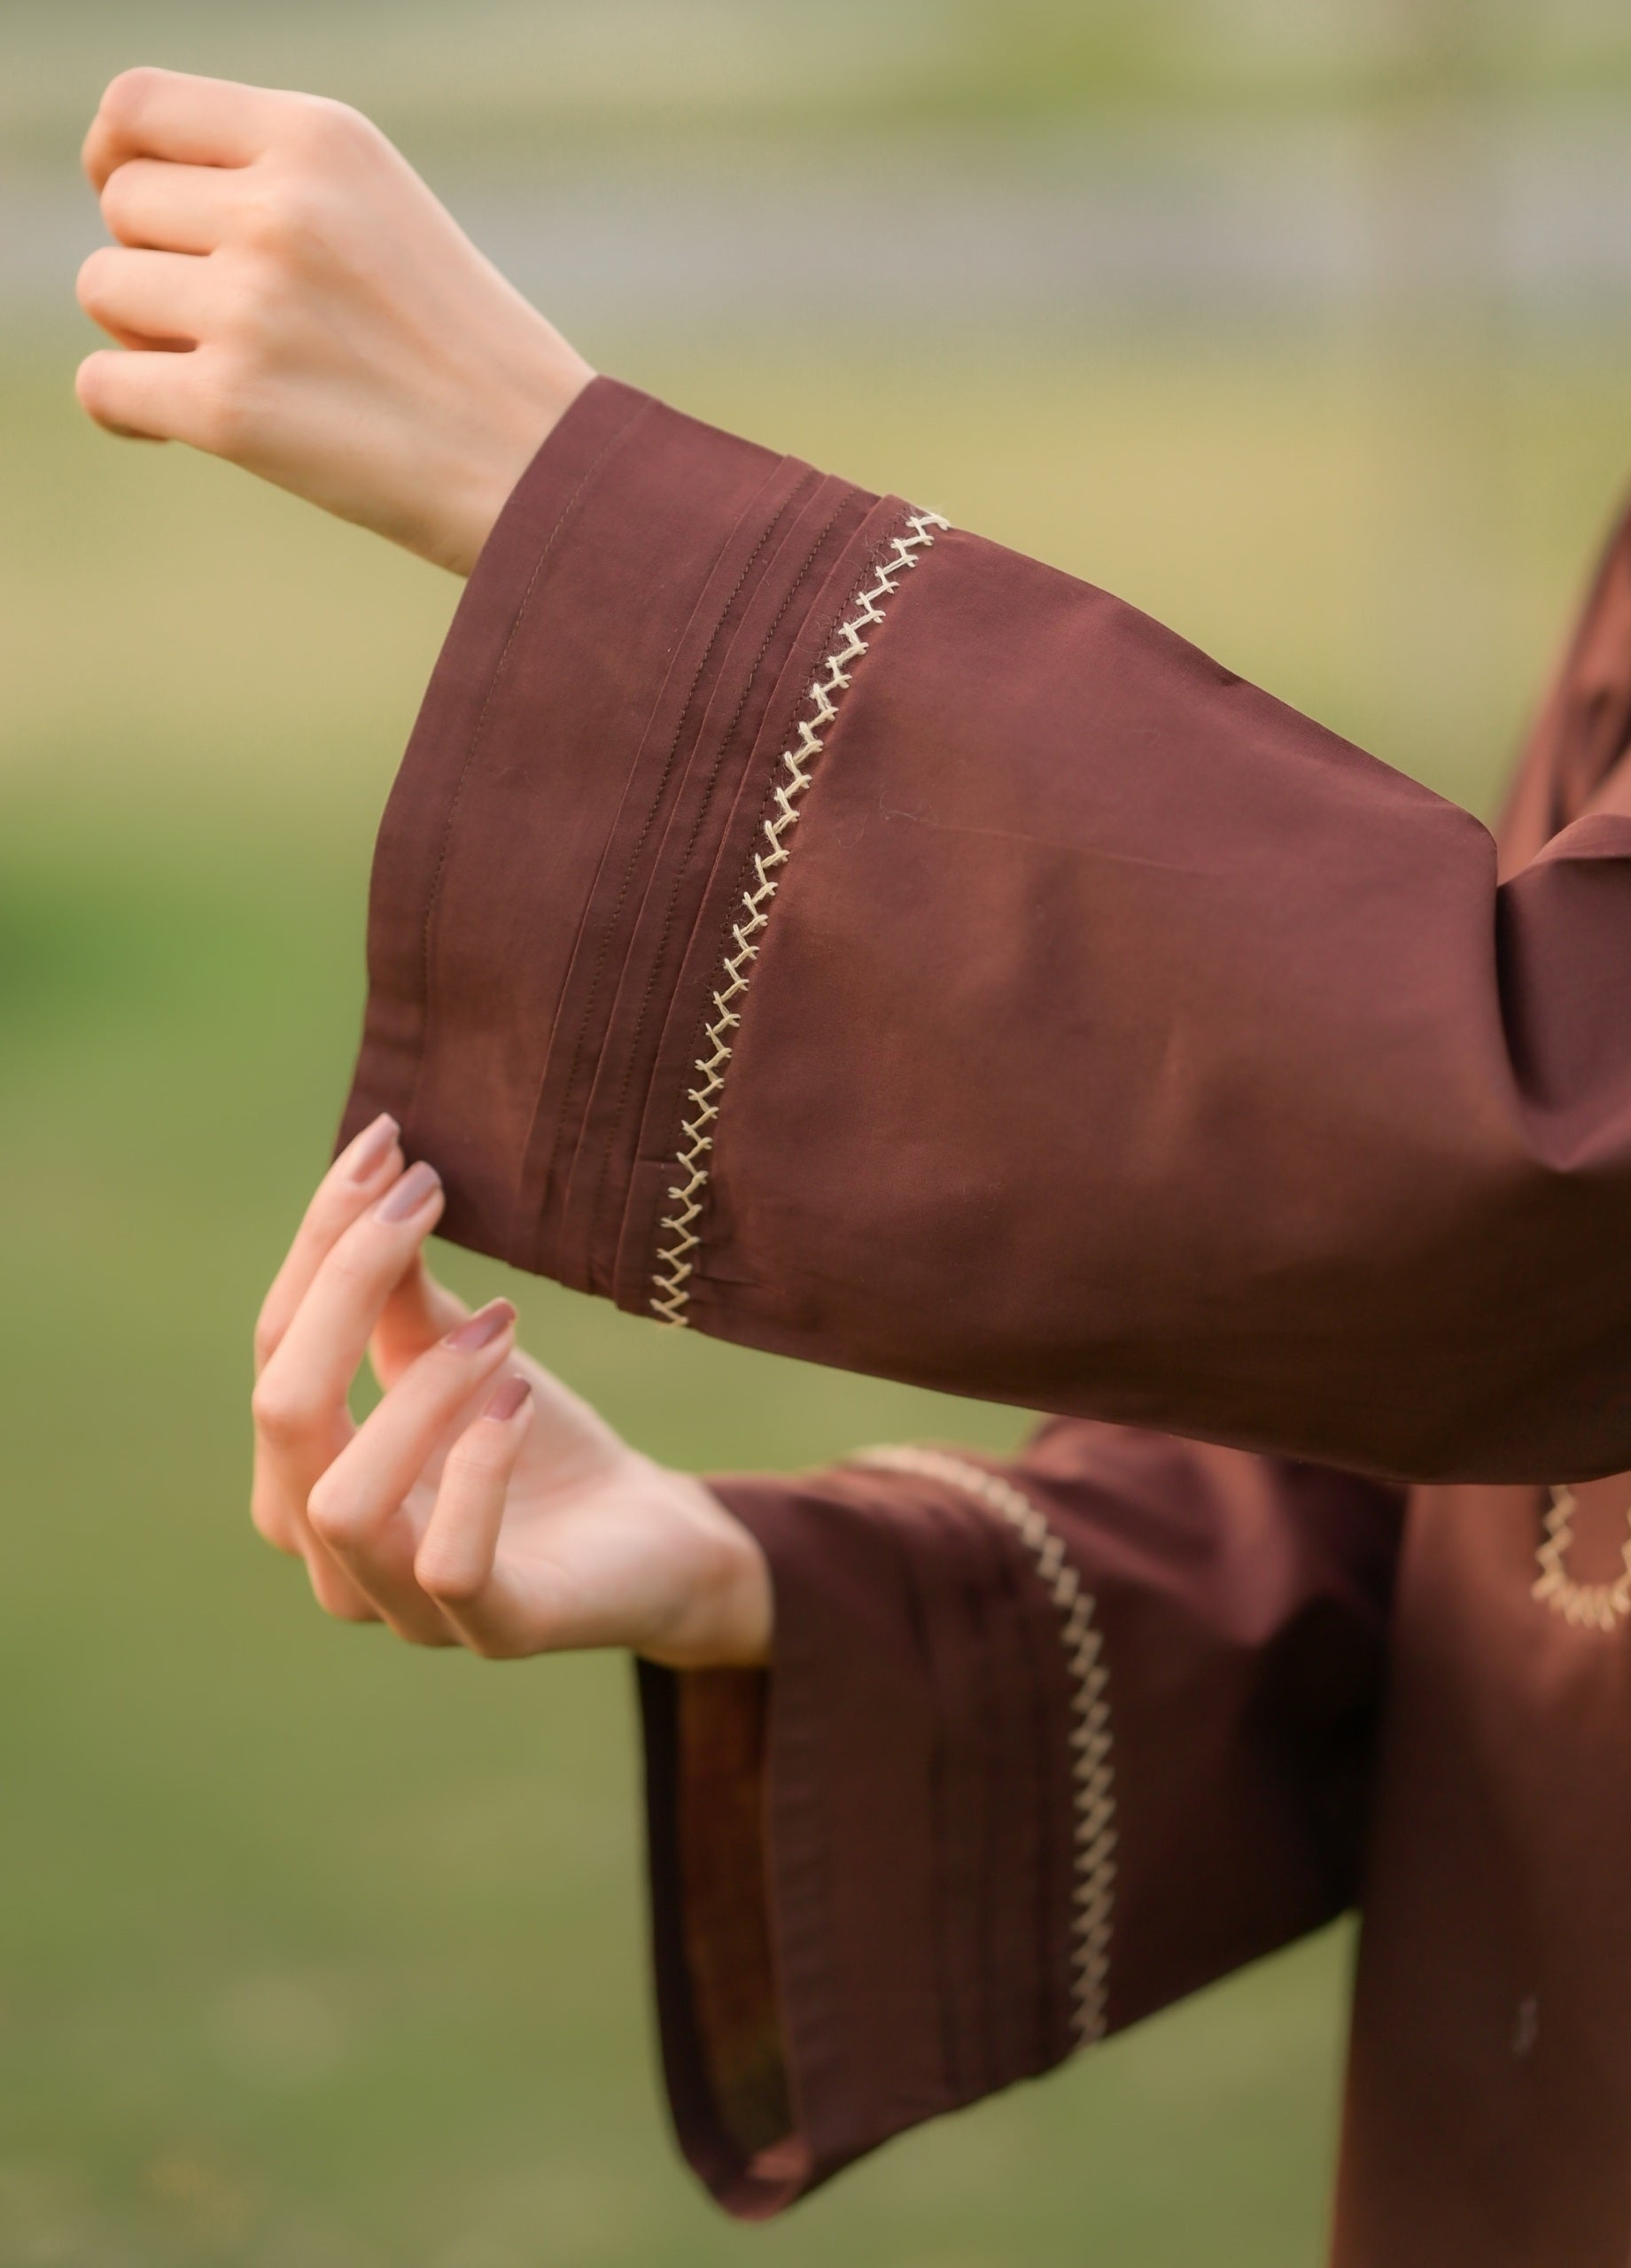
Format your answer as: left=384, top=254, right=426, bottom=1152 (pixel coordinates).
left=340, top=374, right=1631, bottom=2264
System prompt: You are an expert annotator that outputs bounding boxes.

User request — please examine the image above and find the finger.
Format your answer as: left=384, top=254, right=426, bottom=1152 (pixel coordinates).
left=251, top=1449, right=383, bottom=1627
left=101, top=157, right=241, bottom=254
left=248, top=1120, right=408, bottom=1622
left=369, top=1254, right=469, bottom=1386
left=306, top=1301, right=519, bottom=1642
left=250, top=1393, right=355, bottom=1575
left=250, top=1159, right=440, bottom=1566
left=76, top=345, right=209, bottom=443
left=83, top=68, right=285, bottom=191
left=253, top=1160, right=443, bottom=1452
left=252, top=1441, right=384, bottom=1625
left=302, top=1540, right=385, bottom=1626
left=250, top=1451, right=383, bottom=1614
left=416, top=1379, right=537, bottom=1653
left=78, top=245, right=217, bottom=352
left=253, top=1115, right=401, bottom=1374
left=309, top=1300, right=519, bottom=1551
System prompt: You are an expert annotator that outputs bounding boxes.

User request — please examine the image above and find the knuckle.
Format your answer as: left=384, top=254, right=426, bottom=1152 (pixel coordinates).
left=96, top=174, right=130, bottom=233
left=75, top=245, right=119, bottom=313
left=287, top=94, right=369, bottom=154
left=191, top=355, right=258, bottom=455
left=100, top=66, right=165, bottom=127
left=252, top=1315, right=281, bottom=1372
left=304, top=1476, right=361, bottom=1547
left=74, top=353, right=112, bottom=412
left=239, top=174, right=322, bottom=253
left=322, top=1239, right=377, bottom=1293
left=249, top=1378, right=312, bottom=1444
left=447, top=1441, right=511, bottom=1491
left=415, top=1552, right=480, bottom=1605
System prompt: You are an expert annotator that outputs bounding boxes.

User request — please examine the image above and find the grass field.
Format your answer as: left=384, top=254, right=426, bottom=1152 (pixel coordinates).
left=4, top=332, right=1628, bottom=2266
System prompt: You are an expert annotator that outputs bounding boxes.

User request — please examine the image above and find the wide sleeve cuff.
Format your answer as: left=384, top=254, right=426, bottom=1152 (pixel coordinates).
left=338, top=373, right=908, bottom=1301
left=637, top=1430, right=1401, bottom=2218
left=637, top=1461, right=1082, bottom=2218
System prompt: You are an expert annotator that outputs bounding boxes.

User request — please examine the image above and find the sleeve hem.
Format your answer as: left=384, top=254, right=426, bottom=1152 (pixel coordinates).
left=339, top=376, right=886, bottom=1295
left=639, top=1466, right=1080, bottom=2218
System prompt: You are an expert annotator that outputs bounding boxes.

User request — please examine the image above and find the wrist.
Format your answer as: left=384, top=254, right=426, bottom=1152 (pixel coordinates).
left=707, top=1501, right=775, bottom=1669
left=641, top=1466, right=775, bottom=1671
left=429, top=346, right=595, bottom=578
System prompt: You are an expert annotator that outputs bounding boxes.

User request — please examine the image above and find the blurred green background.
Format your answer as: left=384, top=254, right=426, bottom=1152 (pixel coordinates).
left=5, top=4, right=1631, bottom=2264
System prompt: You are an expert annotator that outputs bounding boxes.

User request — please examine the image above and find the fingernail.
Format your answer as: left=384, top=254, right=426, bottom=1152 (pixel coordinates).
left=444, top=1299, right=516, bottom=1353
left=484, top=1374, right=532, bottom=1422
left=375, top=1159, right=442, bottom=1223
left=346, top=1113, right=400, bottom=1182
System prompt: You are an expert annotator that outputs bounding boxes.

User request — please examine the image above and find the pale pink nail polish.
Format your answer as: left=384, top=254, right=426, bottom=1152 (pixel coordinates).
left=484, top=1375, right=532, bottom=1422
left=376, top=1159, right=441, bottom=1223
left=444, top=1299, right=516, bottom=1353
left=346, top=1114, right=400, bottom=1183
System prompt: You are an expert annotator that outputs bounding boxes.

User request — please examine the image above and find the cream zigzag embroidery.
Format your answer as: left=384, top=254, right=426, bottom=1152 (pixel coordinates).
left=850, top=1444, right=1117, bottom=2049
left=1533, top=1484, right=1631, bottom=1631
left=649, top=509, right=949, bottom=1326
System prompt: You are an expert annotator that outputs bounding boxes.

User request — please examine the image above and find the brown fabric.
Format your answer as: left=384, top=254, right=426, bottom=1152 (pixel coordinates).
left=1334, top=1484, right=1631, bottom=2267
left=638, top=1433, right=1399, bottom=2210
left=342, top=376, right=1631, bottom=2261
left=670, top=1669, right=788, bottom=2160
left=638, top=1662, right=804, bottom=2218
left=347, top=380, right=1631, bottom=1489
left=1331, top=505, right=1631, bottom=2268
left=1498, top=492, right=1631, bottom=874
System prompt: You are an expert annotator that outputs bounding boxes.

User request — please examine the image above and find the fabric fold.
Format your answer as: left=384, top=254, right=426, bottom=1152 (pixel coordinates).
left=333, top=371, right=1631, bottom=2258
left=341, top=375, right=897, bottom=1299
left=637, top=1427, right=1401, bottom=2217
left=346, top=379, right=1631, bottom=1485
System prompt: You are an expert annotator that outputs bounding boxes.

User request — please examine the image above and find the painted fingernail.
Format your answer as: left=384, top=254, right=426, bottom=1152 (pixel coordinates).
left=484, top=1375, right=532, bottom=1422
left=346, top=1114, right=400, bottom=1182
left=444, top=1299, right=516, bottom=1353
left=375, top=1159, right=442, bottom=1223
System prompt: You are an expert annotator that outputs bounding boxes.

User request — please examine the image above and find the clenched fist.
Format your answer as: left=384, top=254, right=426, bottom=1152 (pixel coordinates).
left=250, top=1115, right=773, bottom=1668
left=77, top=67, right=594, bottom=574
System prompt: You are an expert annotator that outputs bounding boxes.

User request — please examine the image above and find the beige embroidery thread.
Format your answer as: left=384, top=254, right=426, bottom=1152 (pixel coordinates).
left=649, top=509, right=949, bottom=1326
left=1532, top=1485, right=1631, bottom=1631
left=849, top=1444, right=1117, bottom=2048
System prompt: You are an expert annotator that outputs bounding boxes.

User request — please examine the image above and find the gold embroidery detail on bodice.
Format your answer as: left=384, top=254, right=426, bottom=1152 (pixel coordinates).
left=1532, top=1485, right=1631, bottom=1630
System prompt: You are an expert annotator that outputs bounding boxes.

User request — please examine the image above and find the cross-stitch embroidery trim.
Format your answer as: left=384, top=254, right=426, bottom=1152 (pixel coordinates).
left=649, top=509, right=949, bottom=1325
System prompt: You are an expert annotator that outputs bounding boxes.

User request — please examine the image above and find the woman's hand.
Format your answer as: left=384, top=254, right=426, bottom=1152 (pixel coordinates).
left=76, top=68, right=594, bottom=575
left=249, top=1115, right=773, bottom=1668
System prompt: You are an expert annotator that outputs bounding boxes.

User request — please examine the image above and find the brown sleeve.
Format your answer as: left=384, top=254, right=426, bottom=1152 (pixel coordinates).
left=340, top=374, right=1631, bottom=1486
left=1498, top=483, right=1631, bottom=872
left=635, top=1423, right=1402, bottom=2216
